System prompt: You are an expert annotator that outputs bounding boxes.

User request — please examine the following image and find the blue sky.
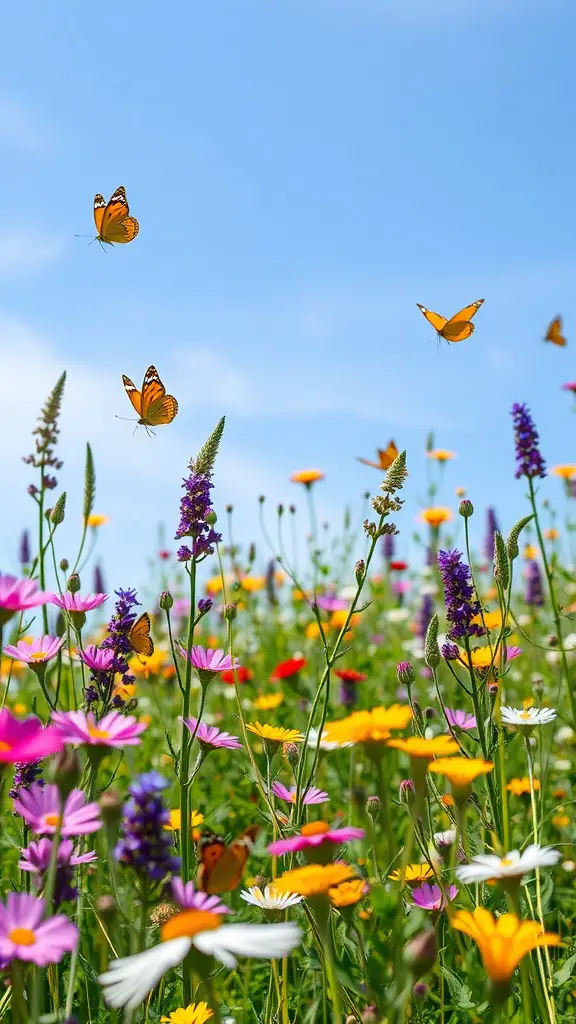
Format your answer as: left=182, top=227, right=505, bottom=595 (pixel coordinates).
left=1, top=0, right=575, bottom=593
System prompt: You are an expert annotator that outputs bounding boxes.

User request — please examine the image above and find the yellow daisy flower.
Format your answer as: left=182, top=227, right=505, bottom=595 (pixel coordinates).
left=253, top=693, right=284, bottom=711
left=428, top=757, right=494, bottom=798
left=388, top=864, right=434, bottom=887
left=426, top=449, right=456, bottom=462
left=246, top=723, right=304, bottom=745
left=386, top=736, right=459, bottom=760
left=290, top=469, right=325, bottom=485
left=86, top=513, right=109, bottom=528
left=275, top=863, right=355, bottom=896
left=324, top=705, right=412, bottom=745
left=161, top=1002, right=213, bottom=1023
left=506, top=777, right=539, bottom=796
left=164, top=809, right=204, bottom=833
left=241, top=576, right=266, bottom=593
left=418, top=507, right=453, bottom=528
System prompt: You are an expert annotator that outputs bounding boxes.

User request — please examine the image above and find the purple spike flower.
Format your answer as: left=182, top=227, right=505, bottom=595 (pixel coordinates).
left=87, top=588, right=139, bottom=704
left=93, top=563, right=106, bottom=594
left=115, top=772, right=180, bottom=882
left=382, top=533, right=395, bottom=559
left=484, top=507, right=499, bottom=562
left=175, top=471, right=222, bottom=560
left=417, top=593, right=433, bottom=640
left=525, top=559, right=544, bottom=607
left=19, top=530, right=31, bottom=566
left=511, top=403, right=546, bottom=480
left=437, top=549, right=485, bottom=641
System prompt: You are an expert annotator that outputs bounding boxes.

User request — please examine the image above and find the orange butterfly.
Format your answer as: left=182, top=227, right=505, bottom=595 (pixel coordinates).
left=93, top=186, right=139, bottom=245
left=122, top=366, right=178, bottom=434
left=128, top=612, right=154, bottom=657
left=545, top=316, right=567, bottom=347
left=197, top=826, right=259, bottom=894
left=357, top=440, right=399, bottom=470
left=417, top=299, right=484, bottom=342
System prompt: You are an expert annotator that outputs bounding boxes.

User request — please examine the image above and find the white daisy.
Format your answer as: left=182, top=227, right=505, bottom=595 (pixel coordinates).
left=456, top=843, right=561, bottom=884
left=99, top=912, right=301, bottom=1010
left=307, top=727, right=352, bottom=751
left=500, top=706, right=557, bottom=729
left=240, top=885, right=303, bottom=910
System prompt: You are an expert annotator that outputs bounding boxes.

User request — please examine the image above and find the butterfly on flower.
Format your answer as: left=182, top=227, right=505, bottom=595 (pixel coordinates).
left=417, top=300, right=484, bottom=343
left=197, top=826, right=259, bottom=894
left=128, top=613, right=154, bottom=658
left=357, top=440, right=399, bottom=470
left=93, top=186, right=139, bottom=246
left=544, top=316, right=567, bottom=347
left=121, top=366, right=178, bottom=434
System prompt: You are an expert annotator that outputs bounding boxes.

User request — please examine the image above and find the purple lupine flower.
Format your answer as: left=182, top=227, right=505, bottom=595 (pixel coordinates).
left=484, top=507, right=499, bottom=562
left=9, top=760, right=45, bottom=800
left=437, top=550, right=485, bottom=641
left=441, top=642, right=460, bottom=660
left=102, top=588, right=140, bottom=658
left=93, top=563, right=106, bottom=595
left=416, top=593, right=433, bottom=640
left=382, top=533, right=395, bottom=560
left=525, top=559, right=544, bottom=607
left=175, top=471, right=222, bottom=561
left=511, top=403, right=547, bottom=480
left=86, top=588, right=139, bottom=705
left=19, top=838, right=97, bottom=905
left=115, top=772, right=180, bottom=882
left=19, top=530, right=31, bottom=566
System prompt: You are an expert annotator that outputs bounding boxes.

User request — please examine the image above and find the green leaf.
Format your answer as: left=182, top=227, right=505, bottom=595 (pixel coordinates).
left=554, top=948, right=576, bottom=987
left=440, top=964, right=476, bottom=1009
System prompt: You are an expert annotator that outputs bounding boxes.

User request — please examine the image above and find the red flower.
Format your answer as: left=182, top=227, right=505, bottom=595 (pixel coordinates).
left=334, top=669, right=367, bottom=683
left=390, top=560, right=408, bottom=572
left=271, top=657, right=307, bottom=680
left=158, top=550, right=171, bottom=561
left=220, top=666, right=253, bottom=685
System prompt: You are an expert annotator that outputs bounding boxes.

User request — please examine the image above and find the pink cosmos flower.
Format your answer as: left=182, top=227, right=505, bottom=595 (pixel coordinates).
left=562, top=382, right=576, bottom=393
left=444, top=708, right=476, bottom=731
left=3, top=635, right=65, bottom=666
left=0, top=892, right=78, bottom=966
left=51, top=710, right=147, bottom=748
left=170, top=878, right=232, bottom=914
left=392, top=580, right=410, bottom=595
left=182, top=717, right=242, bottom=750
left=50, top=592, right=108, bottom=613
left=177, top=645, right=240, bottom=676
left=506, top=646, right=523, bottom=661
left=0, top=574, right=52, bottom=626
left=0, top=709, right=63, bottom=765
left=315, top=595, right=348, bottom=612
left=272, top=782, right=329, bottom=805
left=19, top=837, right=97, bottom=874
left=411, top=883, right=458, bottom=911
left=13, top=783, right=102, bottom=835
left=78, top=645, right=116, bottom=672
left=268, top=822, right=365, bottom=856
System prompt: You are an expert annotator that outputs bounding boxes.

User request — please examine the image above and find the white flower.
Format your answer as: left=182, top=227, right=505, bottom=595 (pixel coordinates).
left=240, top=885, right=303, bottom=910
left=99, top=920, right=301, bottom=1010
left=564, top=633, right=576, bottom=651
left=384, top=608, right=410, bottom=623
left=456, top=844, right=561, bottom=884
left=555, top=759, right=571, bottom=771
left=307, top=727, right=352, bottom=751
left=555, top=726, right=575, bottom=744
left=500, top=706, right=557, bottom=729
left=433, top=829, right=457, bottom=849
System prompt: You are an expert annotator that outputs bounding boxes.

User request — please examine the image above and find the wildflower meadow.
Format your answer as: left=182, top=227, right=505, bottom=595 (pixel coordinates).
left=1, top=369, right=576, bottom=1024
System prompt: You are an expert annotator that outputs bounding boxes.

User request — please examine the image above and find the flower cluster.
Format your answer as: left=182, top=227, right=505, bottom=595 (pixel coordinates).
left=175, top=471, right=222, bottom=561
left=437, top=549, right=485, bottom=641
left=511, top=402, right=546, bottom=480
left=115, top=772, right=180, bottom=881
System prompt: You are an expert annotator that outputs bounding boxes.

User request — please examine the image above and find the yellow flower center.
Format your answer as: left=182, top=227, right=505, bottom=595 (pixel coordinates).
left=30, top=652, right=47, bottom=662
left=301, top=821, right=331, bottom=837
left=88, top=725, right=110, bottom=740
left=500, top=857, right=514, bottom=867
left=44, top=814, right=62, bottom=828
left=161, top=910, right=222, bottom=941
left=0, top=741, right=11, bottom=753
left=520, top=711, right=531, bottom=720
left=9, top=927, right=36, bottom=946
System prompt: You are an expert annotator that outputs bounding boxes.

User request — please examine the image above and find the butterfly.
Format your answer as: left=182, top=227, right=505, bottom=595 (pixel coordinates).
left=545, top=316, right=567, bottom=347
left=357, top=440, right=399, bottom=470
left=197, top=826, right=259, bottom=894
left=417, top=300, right=484, bottom=342
left=121, top=366, right=178, bottom=434
left=128, top=612, right=154, bottom=657
left=93, top=186, right=139, bottom=245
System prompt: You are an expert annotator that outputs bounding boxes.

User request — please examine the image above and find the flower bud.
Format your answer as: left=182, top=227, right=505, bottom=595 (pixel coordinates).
left=159, top=590, right=174, bottom=611
left=224, top=603, right=237, bottom=621
left=399, top=778, right=415, bottom=805
left=67, top=573, right=81, bottom=594
left=366, top=795, right=381, bottom=820
left=96, top=895, right=117, bottom=923
left=205, top=510, right=218, bottom=526
left=277, top=504, right=284, bottom=516
left=259, top=495, right=266, bottom=504
left=48, top=746, right=82, bottom=799
left=99, top=789, right=123, bottom=826
left=283, top=742, right=300, bottom=770
left=354, top=559, right=365, bottom=584
left=225, top=504, right=233, bottom=513
left=254, top=874, right=268, bottom=889
left=150, top=902, right=179, bottom=927
left=404, top=929, right=437, bottom=976
left=397, top=661, right=415, bottom=688
left=362, top=1009, right=378, bottom=1024
left=289, top=505, right=296, bottom=514
left=50, top=492, right=67, bottom=525
left=459, top=499, right=474, bottom=518
left=413, top=981, right=428, bottom=1001
left=424, top=614, right=440, bottom=668
left=248, top=543, right=256, bottom=563
left=424, top=706, right=435, bottom=720
left=59, top=558, right=69, bottom=572
left=488, top=682, right=499, bottom=697
left=197, top=598, right=213, bottom=615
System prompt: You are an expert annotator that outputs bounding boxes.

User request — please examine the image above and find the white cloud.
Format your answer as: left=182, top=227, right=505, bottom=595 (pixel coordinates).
left=0, top=97, right=47, bottom=152
left=0, top=229, right=66, bottom=278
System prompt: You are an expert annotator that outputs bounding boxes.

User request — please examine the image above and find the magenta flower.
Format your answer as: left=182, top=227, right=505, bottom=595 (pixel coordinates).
left=506, top=645, right=523, bottom=661
left=315, top=595, right=348, bottom=612
left=182, top=717, right=242, bottom=750
left=411, top=883, right=458, bottom=911
left=0, top=574, right=52, bottom=626
left=392, top=580, right=410, bottom=595
left=19, top=838, right=97, bottom=874
left=0, top=709, right=63, bottom=765
left=3, top=635, right=65, bottom=665
left=13, top=783, right=102, bottom=835
left=272, top=782, right=329, bottom=805
left=444, top=708, right=476, bottom=731
left=170, top=878, right=232, bottom=914
left=0, top=892, right=78, bottom=966
left=50, top=592, right=108, bottom=613
left=562, top=382, right=576, bottom=393
left=78, top=645, right=116, bottom=672
left=178, top=645, right=240, bottom=675
left=51, top=710, right=147, bottom=748
left=268, top=822, right=365, bottom=856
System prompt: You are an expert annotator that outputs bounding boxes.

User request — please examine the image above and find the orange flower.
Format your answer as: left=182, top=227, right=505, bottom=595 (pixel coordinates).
left=507, top=777, right=539, bottom=796
left=544, top=528, right=560, bottom=541
left=324, top=705, right=412, bottom=745
left=450, top=908, right=562, bottom=983
left=290, top=469, right=325, bottom=485
left=427, top=449, right=456, bottom=462
left=386, top=736, right=459, bottom=760
left=549, top=464, right=576, bottom=480
left=418, top=507, right=453, bottom=528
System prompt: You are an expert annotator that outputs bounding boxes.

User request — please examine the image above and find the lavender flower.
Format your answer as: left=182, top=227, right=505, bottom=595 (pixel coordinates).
left=175, top=471, right=222, bottom=560
left=441, top=642, right=459, bottom=660
left=484, top=507, right=499, bottom=562
left=382, top=533, right=395, bottom=559
left=437, top=550, right=485, bottom=642
left=115, top=772, right=180, bottom=882
left=9, top=760, right=45, bottom=800
left=417, top=593, right=433, bottom=640
left=512, top=403, right=546, bottom=480
left=525, top=559, right=544, bottom=607
left=93, top=563, right=106, bottom=594
left=19, top=530, right=30, bottom=567
left=87, top=588, right=139, bottom=704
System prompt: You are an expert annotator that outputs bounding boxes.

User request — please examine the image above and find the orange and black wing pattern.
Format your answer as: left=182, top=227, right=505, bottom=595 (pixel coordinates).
left=545, top=316, right=567, bottom=347
left=140, top=366, right=179, bottom=426
left=197, top=826, right=259, bottom=894
left=122, top=374, right=143, bottom=417
left=417, top=300, right=484, bottom=342
left=128, top=612, right=154, bottom=657
left=94, top=186, right=139, bottom=244
left=357, top=440, right=399, bottom=470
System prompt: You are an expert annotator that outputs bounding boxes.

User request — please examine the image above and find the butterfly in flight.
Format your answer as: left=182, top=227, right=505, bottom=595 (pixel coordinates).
left=544, top=316, right=567, bottom=347
left=128, top=612, right=154, bottom=658
left=357, top=440, right=399, bottom=470
left=93, top=186, right=139, bottom=246
left=197, top=826, right=259, bottom=894
left=417, top=300, right=484, bottom=343
left=121, top=366, right=178, bottom=435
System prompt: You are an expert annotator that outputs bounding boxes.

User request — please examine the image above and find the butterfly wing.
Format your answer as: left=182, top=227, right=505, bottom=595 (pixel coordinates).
left=147, top=395, right=179, bottom=426
left=198, top=826, right=259, bottom=894
left=122, top=375, right=143, bottom=416
left=378, top=440, right=399, bottom=469
left=197, top=831, right=227, bottom=893
left=442, top=300, right=484, bottom=342
left=128, top=612, right=154, bottom=657
left=139, top=366, right=178, bottom=425
left=545, top=316, right=566, bottom=347
left=94, top=194, right=106, bottom=236
left=356, top=457, right=381, bottom=469
left=99, top=186, right=139, bottom=244
left=417, top=304, right=448, bottom=334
